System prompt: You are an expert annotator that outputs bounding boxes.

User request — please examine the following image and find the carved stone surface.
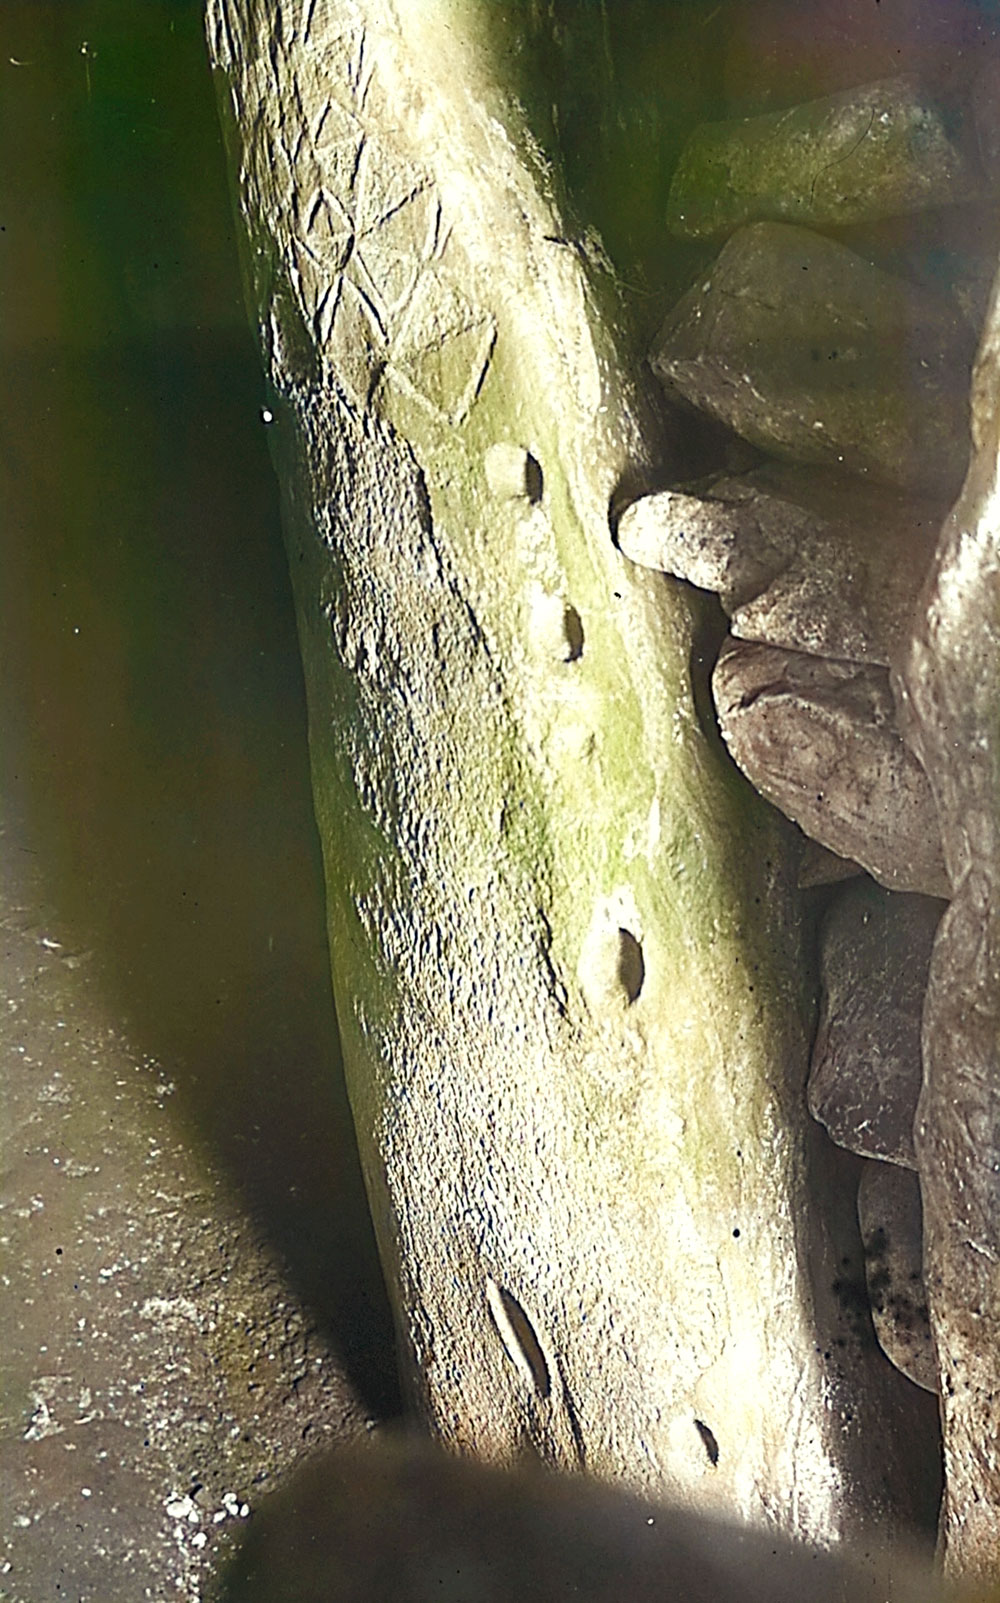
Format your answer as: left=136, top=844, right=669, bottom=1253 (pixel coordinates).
left=712, top=639, right=949, bottom=899
left=207, top=0, right=942, bottom=1555
left=667, top=77, right=984, bottom=242
left=858, top=1162, right=936, bottom=1395
left=808, top=879, right=943, bottom=1169
left=651, top=222, right=972, bottom=494
left=618, top=463, right=942, bottom=667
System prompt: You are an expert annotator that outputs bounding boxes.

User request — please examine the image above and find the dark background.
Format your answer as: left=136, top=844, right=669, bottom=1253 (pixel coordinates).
left=0, top=0, right=399, bottom=1421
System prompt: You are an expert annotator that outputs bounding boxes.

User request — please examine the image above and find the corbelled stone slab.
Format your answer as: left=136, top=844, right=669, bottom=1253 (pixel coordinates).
left=713, top=639, right=949, bottom=898
left=618, top=464, right=942, bottom=666
left=858, top=1161, right=936, bottom=1395
left=808, top=879, right=943, bottom=1169
left=651, top=223, right=972, bottom=494
left=667, top=77, right=984, bottom=241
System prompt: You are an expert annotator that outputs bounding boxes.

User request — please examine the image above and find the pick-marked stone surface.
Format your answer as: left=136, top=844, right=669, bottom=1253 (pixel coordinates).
left=207, top=0, right=942, bottom=1552
left=618, top=463, right=942, bottom=666
left=808, top=879, right=944, bottom=1169
left=651, top=222, right=972, bottom=494
left=713, top=639, right=949, bottom=899
left=667, top=77, right=984, bottom=241
left=858, top=1162, right=936, bottom=1396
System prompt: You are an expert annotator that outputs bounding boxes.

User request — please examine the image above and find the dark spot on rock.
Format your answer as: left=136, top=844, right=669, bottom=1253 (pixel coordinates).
left=617, top=929, right=644, bottom=1003
left=694, top=1419, right=719, bottom=1466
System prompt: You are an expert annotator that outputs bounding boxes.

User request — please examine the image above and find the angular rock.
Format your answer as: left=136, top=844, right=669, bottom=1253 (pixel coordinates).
left=858, top=1161, right=936, bottom=1395
left=667, top=77, right=983, bottom=242
left=712, top=639, right=949, bottom=898
left=808, top=879, right=944, bottom=1168
left=618, top=464, right=942, bottom=666
left=651, top=222, right=972, bottom=494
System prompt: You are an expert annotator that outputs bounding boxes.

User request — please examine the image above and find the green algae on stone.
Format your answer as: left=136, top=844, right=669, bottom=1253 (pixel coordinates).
left=652, top=222, right=973, bottom=495
left=667, top=77, right=983, bottom=242
left=207, top=0, right=944, bottom=1550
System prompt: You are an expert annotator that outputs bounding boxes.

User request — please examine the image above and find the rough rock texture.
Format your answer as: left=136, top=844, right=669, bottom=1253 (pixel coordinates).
left=713, top=640, right=949, bottom=899
left=667, top=77, right=984, bottom=241
left=0, top=806, right=372, bottom=1603
left=971, top=56, right=1000, bottom=182
left=893, top=264, right=1000, bottom=1577
left=808, top=881, right=943, bottom=1169
left=651, top=222, right=972, bottom=495
left=618, top=464, right=942, bottom=666
left=217, top=1436, right=948, bottom=1603
left=858, top=1163, right=936, bottom=1396
left=207, top=0, right=940, bottom=1552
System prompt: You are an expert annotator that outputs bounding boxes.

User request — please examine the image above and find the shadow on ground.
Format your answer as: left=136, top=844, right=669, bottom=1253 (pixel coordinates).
left=1, top=0, right=400, bottom=1463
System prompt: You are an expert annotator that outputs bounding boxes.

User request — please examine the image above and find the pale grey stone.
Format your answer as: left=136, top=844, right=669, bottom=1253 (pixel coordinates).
left=651, top=222, right=972, bottom=494
left=615, top=479, right=799, bottom=614
left=667, top=78, right=983, bottom=242
left=713, top=639, right=949, bottom=899
left=207, top=0, right=942, bottom=1551
left=858, top=1162, right=937, bottom=1395
left=808, top=879, right=943, bottom=1168
left=618, top=463, right=942, bottom=667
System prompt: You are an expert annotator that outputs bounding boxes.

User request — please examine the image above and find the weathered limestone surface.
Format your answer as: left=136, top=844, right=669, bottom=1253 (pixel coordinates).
left=667, top=77, right=984, bottom=242
left=652, top=223, right=972, bottom=494
left=808, top=881, right=943, bottom=1169
left=858, top=1162, right=936, bottom=1396
left=207, top=0, right=938, bottom=1551
left=713, top=640, right=949, bottom=899
left=893, top=265, right=1000, bottom=1578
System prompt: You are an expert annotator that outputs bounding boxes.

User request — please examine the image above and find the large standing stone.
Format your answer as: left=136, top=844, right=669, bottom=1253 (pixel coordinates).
left=667, top=78, right=984, bottom=241
left=713, top=639, right=949, bottom=898
left=651, top=223, right=972, bottom=494
left=207, top=0, right=941, bottom=1555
